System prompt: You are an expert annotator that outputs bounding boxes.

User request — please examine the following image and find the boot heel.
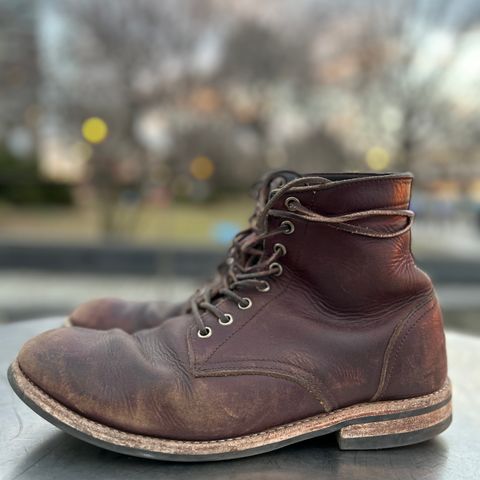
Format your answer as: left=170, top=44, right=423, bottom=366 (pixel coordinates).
left=337, top=397, right=452, bottom=450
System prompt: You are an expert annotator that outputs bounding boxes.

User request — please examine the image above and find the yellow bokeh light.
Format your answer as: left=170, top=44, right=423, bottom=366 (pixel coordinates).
left=190, top=155, right=215, bottom=181
left=82, top=117, right=109, bottom=144
left=365, top=146, right=390, bottom=171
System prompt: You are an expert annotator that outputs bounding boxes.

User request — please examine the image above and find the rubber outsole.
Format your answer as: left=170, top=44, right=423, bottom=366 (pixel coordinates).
left=8, top=360, right=452, bottom=462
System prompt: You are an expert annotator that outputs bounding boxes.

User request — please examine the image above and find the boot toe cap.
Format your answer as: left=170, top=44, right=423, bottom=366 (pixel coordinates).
left=16, top=326, right=178, bottom=435
left=18, top=327, right=74, bottom=398
left=17, top=326, right=114, bottom=408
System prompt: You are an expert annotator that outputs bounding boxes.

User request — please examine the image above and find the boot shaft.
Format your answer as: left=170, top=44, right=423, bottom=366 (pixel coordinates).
left=263, top=173, right=433, bottom=313
left=209, top=171, right=447, bottom=406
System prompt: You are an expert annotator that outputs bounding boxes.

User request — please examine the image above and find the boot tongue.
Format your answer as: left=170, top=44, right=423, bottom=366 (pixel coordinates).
left=236, top=171, right=302, bottom=265
left=266, top=170, right=302, bottom=199
left=248, top=170, right=302, bottom=229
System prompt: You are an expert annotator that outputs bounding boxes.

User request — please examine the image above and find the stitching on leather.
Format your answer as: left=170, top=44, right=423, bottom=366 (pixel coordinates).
left=371, top=295, right=432, bottom=400
left=16, top=362, right=450, bottom=446
left=382, top=304, right=436, bottom=394
left=187, top=182, right=411, bottom=411
left=186, top=298, right=229, bottom=371
left=196, top=358, right=336, bottom=411
left=187, top=220, right=335, bottom=411
left=186, top=322, right=195, bottom=376
left=202, top=287, right=287, bottom=363
left=185, top=302, right=331, bottom=410
left=195, top=220, right=308, bottom=365
left=202, top=358, right=320, bottom=369
left=188, top=177, right=411, bottom=365
left=372, top=295, right=435, bottom=401
left=195, top=366, right=330, bottom=411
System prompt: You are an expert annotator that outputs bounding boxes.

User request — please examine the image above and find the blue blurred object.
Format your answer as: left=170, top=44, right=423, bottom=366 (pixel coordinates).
left=212, top=221, right=241, bottom=245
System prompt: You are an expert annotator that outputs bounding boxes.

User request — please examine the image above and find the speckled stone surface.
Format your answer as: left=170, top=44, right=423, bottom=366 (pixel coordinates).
left=1, top=318, right=479, bottom=480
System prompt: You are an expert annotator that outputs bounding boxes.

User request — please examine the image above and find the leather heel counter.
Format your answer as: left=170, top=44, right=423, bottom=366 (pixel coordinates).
left=373, top=294, right=447, bottom=401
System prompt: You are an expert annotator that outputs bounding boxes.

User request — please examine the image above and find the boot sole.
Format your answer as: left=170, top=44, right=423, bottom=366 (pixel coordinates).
left=8, top=360, right=452, bottom=462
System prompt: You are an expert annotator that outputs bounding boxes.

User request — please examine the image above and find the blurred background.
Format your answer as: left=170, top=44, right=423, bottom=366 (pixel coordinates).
left=0, top=0, right=479, bottom=333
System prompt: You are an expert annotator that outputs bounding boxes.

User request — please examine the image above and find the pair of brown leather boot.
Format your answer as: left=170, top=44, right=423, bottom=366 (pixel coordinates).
left=8, top=171, right=451, bottom=462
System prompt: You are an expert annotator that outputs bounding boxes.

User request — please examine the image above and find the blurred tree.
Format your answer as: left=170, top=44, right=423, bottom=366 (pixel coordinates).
left=20, top=0, right=480, bottom=242
left=286, top=129, right=351, bottom=172
left=219, top=21, right=311, bottom=84
left=0, top=0, right=39, bottom=147
left=214, top=18, right=354, bottom=176
left=335, top=0, right=480, bottom=174
left=43, top=0, right=220, bottom=239
left=0, top=146, right=71, bottom=205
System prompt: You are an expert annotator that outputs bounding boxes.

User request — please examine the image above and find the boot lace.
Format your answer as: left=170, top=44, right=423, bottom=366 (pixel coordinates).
left=184, top=171, right=294, bottom=316
left=192, top=176, right=414, bottom=338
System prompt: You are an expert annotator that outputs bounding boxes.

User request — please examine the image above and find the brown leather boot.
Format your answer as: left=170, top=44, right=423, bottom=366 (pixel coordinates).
left=9, top=172, right=451, bottom=462
left=66, top=299, right=183, bottom=332
left=67, top=170, right=301, bottom=332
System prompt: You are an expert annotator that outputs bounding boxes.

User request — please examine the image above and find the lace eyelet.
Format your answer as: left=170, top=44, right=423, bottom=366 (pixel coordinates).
left=285, top=196, right=300, bottom=211
left=238, top=297, right=253, bottom=310
left=274, top=243, right=287, bottom=256
left=218, top=313, right=233, bottom=326
left=257, top=281, right=271, bottom=292
left=270, top=262, right=283, bottom=276
left=281, top=220, right=295, bottom=235
left=197, top=327, right=212, bottom=338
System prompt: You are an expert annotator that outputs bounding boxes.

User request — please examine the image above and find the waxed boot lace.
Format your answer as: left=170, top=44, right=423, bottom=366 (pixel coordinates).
left=192, top=176, right=414, bottom=338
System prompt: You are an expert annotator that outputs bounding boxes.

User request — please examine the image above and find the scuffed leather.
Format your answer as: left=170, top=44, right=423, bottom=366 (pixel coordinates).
left=372, top=294, right=447, bottom=401
left=17, top=173, right=448, bottom=440
left=18, top=318, right=323, bottom=439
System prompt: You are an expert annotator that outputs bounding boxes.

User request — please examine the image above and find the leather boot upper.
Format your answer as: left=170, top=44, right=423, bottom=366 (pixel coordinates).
left=17, top=172, right=447, bottom=441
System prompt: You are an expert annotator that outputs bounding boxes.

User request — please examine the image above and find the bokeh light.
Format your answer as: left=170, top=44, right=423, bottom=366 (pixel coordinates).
left=190, top=155, right=215, bottom=181
left=365, top=146, right=391, bottom=171
left=212, top=221, right=241, bottom=245
left=190, top=88, right=221, bottom=113
left=81, top=117, right=109, bottom=144
left=468, top=180, right=480, bottom=202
